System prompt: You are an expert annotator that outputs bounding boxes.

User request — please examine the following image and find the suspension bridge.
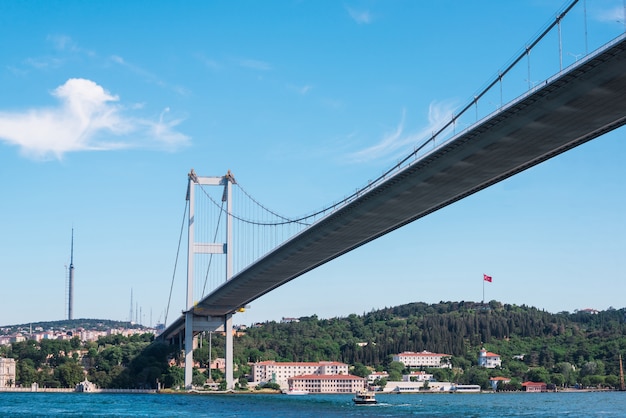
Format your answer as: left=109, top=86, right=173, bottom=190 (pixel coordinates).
left=158, top=0, right=626, bottom=390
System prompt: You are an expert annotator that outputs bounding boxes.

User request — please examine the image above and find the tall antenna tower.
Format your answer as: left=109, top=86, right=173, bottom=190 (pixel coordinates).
left=68, top=228, right=75, bottom=320
left=129, top=288, right=134, bottom=324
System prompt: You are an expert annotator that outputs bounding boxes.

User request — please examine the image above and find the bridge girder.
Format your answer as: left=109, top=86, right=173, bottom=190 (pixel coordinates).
left=160, top=34, right=626, bottom=338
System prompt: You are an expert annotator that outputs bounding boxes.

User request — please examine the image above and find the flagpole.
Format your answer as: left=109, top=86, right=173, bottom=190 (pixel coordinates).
left=482, top=274, right=492, bottom=305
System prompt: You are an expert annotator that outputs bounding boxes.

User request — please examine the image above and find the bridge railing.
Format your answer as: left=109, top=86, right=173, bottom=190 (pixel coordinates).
left=310, top=0, right=625, bottom=219
left=190, top=0, right=626, bottom=299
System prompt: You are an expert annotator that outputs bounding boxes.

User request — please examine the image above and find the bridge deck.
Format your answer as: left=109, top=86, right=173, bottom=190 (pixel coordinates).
left=161, top=35, right=626, bottom=340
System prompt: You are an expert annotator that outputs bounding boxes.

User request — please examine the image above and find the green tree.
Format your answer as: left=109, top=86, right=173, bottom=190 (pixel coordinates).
left=550, top=373, right=565, bottom=388
left=588, top=375, right=605, bottom=387
left=88, top=369, right=112, bottom=388
left=192, top=369, right=207, bottom=387
left=387, top=361, right=404, bottom=381
left=55, top=361, right=84, bottom=388
left=351, top=363, right=370, bottom=378
left=16, top=358, right=38, bottom=386
left=373, top=377, right=387, bottom=389
left=162, top=366, right=184, bottom=389
left=462, top=367, right=490, bottom=389
left=237, top=376, right=249, bottom=390
left=526, top=367, right=550, bottom=384
left=70, top=336, right=81, bottom=350
left=604, top=374, right=619, bottom=388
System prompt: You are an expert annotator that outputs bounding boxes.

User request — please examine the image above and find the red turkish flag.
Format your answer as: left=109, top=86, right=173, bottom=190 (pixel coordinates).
left=483, top=274, right=492, bottom=283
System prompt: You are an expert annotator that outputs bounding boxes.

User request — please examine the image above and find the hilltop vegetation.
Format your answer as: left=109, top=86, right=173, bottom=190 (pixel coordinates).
left=227, top=301, right=626, bottom=389
left=2, top=301, right=625, bottom=390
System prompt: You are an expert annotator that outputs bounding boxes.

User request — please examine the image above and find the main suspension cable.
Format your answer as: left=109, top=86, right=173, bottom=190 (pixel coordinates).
left=164, top=198, right=188, bottom=328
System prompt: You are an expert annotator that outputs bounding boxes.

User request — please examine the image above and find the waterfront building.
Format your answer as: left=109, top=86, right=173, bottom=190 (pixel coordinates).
left=522, top=381, right=547, bottom=392
left=392, top=351, right=451, bottom=368
left=478, top=348, right=502, bottom=368
left=0, top=357, right=16, bottom=389
left=287, top=374, right=364, bottom=393
left=76, top=378, right=97, bottom=392
left=252, top=360, right=348, bottom=389
left=381, top=380, right=454, bottom=393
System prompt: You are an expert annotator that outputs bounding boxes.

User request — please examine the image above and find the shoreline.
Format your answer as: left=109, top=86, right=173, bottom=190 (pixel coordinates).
left=1, top=387, right=616, bottom=395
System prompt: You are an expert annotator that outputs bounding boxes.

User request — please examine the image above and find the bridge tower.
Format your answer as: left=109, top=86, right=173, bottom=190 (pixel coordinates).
left=184, top=169, right=236, bottom=390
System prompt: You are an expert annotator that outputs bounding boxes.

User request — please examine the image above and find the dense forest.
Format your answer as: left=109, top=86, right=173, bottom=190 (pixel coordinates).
left=206, top=301, right=626, bottom=390
left=2, top=301, right=625, bottom=390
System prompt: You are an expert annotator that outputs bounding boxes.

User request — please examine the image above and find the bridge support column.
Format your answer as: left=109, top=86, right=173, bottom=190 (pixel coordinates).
left=224, top=313, right=234, bottom=390
left=184, top=311, right=193, bottom=389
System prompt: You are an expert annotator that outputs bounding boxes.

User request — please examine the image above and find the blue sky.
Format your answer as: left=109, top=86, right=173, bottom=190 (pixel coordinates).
left=1, top=1, right=624, bottom=327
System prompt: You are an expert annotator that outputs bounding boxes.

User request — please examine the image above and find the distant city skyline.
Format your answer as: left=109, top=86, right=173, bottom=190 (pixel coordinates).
left=0, top=1, right=624, bottom=326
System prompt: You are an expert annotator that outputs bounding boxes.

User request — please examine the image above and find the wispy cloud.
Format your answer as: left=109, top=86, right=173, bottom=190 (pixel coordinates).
left=346, top=6, right=373, bottom=24
left=288, top=83, right=313, bottom=95
left=239, top=58, right=272, bottom=71
left=0, top=78, right=190, bottom=160
left=110, top=55, right=189, bottom=96
left=24, top=56, right=64, bottom=70
left=18, top=34, right=96, bottom=70
left=348, top=100, right=457, bottom=163
left=195, top=53, right=221, bottom=71
left=47, top=34, right=95, bottom=57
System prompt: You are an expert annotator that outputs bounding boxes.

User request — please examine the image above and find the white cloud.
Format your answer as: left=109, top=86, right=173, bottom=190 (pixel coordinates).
left=147, top=107, right=190, bottom=150
left=0, top=78, right=190, bottom=160
left=346, top=7, right=373, bottom=24
left=348, top=100, right=457, bottom=164
left=48, top=34, right=79, bottom=52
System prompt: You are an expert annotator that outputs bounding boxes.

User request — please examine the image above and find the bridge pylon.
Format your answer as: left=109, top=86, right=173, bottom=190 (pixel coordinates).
left=184, top=169, right=236, bottom=390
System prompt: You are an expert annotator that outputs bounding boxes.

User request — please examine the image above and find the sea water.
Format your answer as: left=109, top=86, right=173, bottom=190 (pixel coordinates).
left=1, top=391, right=625, bottom=417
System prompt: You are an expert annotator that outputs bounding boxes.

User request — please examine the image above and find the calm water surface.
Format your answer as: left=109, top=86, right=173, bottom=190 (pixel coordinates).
left=1, top=391, right=625, bottom=417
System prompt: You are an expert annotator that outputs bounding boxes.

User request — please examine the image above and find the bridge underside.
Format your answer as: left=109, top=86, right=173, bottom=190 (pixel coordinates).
left=161, top=35, right=626, bottom=339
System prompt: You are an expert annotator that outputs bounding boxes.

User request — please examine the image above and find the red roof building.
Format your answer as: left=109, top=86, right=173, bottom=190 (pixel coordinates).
left=393, top=351, right=451, bottom=368
left=522, top=381, right=547, bottom=392
left=288, top=374, right=365, bottom=393
left=478, top=348, right=502, bottom=368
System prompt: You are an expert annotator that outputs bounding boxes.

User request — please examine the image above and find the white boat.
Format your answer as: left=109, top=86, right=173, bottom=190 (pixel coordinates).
left=353, top=390, right=377, bottom=404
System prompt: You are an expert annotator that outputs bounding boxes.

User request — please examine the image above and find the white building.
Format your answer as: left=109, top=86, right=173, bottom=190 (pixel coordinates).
left=393, top=351, right=451, bottom=368
left=252, top=361, right=349, bottom=388
left=367, top=371, right=389, bottom=383
left=0, top=357, right=16, bottom=389
left=382, top=380, right=454, bottom=393
left=402, top=371, right=433, bottom=382
left=478, top=349, right=502, bottom=368
left=288, top=374, right=365, bottom=393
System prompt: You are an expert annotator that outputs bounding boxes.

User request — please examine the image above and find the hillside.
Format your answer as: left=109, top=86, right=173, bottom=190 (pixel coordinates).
left=3, top=301, right=625, bottom=390
left=0, top=318, right=147, bottom=334
left=226, top=300, right=626, bottom=387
